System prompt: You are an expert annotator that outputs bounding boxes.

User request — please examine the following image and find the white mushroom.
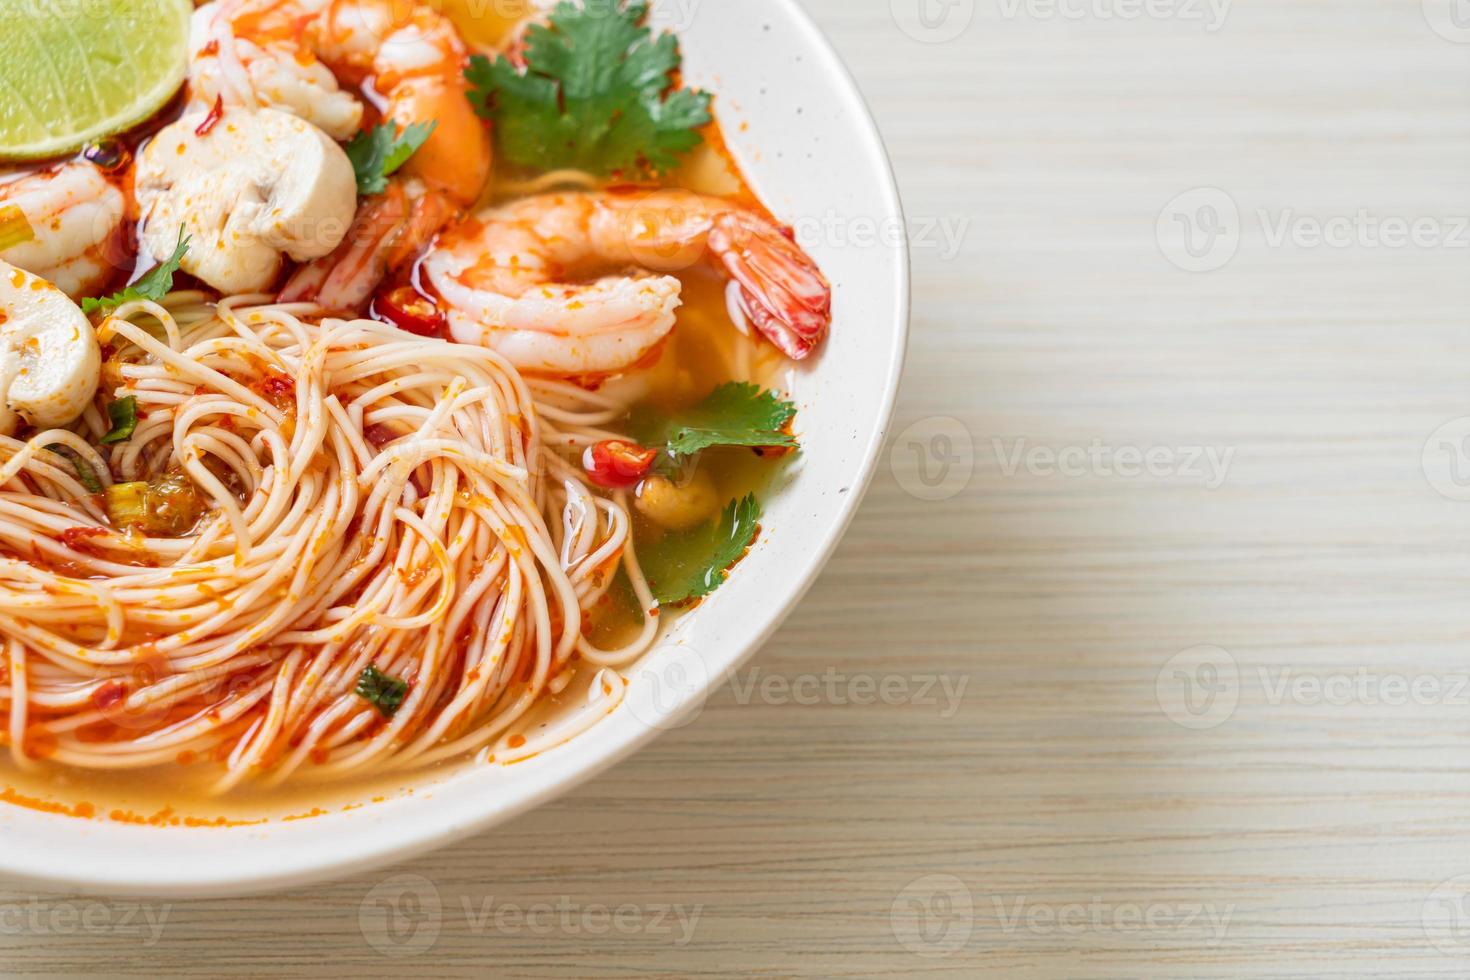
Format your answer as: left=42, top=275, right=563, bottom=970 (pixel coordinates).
left=136, top=106, right=358, bottom=294
left=0, top=260, right=101, bottom=435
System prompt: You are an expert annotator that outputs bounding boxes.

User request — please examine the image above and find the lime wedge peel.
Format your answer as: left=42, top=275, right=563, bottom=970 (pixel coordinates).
left=0, top=0, right=193, bottom=162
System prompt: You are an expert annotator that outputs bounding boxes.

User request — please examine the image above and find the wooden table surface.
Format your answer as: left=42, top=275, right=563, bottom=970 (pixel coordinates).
left=7, top=0, right=1470, bottom=976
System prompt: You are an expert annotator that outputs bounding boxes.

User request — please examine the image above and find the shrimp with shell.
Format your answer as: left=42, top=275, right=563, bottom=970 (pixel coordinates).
left=421, top=188, right=833, bottom=377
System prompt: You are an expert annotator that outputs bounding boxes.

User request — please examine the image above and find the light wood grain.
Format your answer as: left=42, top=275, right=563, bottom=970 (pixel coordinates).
left=6, top=0, right=1470, bottom=976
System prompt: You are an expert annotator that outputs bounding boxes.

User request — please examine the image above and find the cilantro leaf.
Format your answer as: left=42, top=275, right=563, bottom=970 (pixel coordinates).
left=465, top=0, right=713, bottom=177
left=632, top=383, right=798, bottom=457
left=355, top=665, right=409, bottom=718
left=344, top=121, right=438, bottom=196
left=640, top=493, right=761, bottom=605
left=82, top=229, right=190, bottom=316
left=98, top=396, right=138, bottom=445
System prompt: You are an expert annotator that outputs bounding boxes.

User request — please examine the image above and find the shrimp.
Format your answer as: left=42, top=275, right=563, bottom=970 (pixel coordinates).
left=421, top=190, right=833, bottom=376
left=0, top=162, right=129, bottom=301
left=189, top=0, right=492, bottom=307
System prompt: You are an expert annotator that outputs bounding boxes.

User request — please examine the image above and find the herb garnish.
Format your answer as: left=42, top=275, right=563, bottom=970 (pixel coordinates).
left=344, top=122, right=438, bottom=196
left=98, top=396, right=138, bottom=445
left=632, top=383, right=797, bottom=458
left=45, top=445, right=102, bottom=493
left=81, top=228, right=190, bottom=316
left=465, top=0, right=713, bottom=177
left=356, top=665, right=409, bottom=718
left=640, top=494, right=761, bottom=605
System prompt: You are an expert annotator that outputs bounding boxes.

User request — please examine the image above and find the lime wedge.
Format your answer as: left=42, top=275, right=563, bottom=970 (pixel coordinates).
left=0, top=0, right=192, bottom=162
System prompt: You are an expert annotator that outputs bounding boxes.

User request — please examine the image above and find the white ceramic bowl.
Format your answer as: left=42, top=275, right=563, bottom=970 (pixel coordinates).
left=0, top=0, right=909, bottom=898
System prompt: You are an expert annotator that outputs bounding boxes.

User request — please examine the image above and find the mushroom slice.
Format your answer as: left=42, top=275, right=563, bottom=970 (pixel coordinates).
left=136, top=106, right=358, bottom=295
left=0, top=260, right=101, bottom=435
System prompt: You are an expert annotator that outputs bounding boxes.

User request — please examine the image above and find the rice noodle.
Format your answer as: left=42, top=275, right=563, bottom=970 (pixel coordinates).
left=0, top=293, right=660, bottom=792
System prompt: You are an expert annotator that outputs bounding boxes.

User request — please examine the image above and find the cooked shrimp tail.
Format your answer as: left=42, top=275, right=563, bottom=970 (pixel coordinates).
left=713, top=212, right=831, bottom=360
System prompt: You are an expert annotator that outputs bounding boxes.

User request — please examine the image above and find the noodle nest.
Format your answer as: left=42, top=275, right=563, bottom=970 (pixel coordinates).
left=0, top=293, right=658, bottom=792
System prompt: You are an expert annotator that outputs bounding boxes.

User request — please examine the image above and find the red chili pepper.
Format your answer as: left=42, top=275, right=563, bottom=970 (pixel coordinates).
left=583, top=440, right=657, bottom=489
left=252, top=372, right=295, bottom=410
left=91, top=681, right=127, bottom=712
left=376, top=286, right=445, bottom=337
left=195, top=96, right=225, bottom=137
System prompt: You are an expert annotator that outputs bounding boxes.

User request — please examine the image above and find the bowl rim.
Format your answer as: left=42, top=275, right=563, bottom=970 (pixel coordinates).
left=0, top=0, right=910, bottom=899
